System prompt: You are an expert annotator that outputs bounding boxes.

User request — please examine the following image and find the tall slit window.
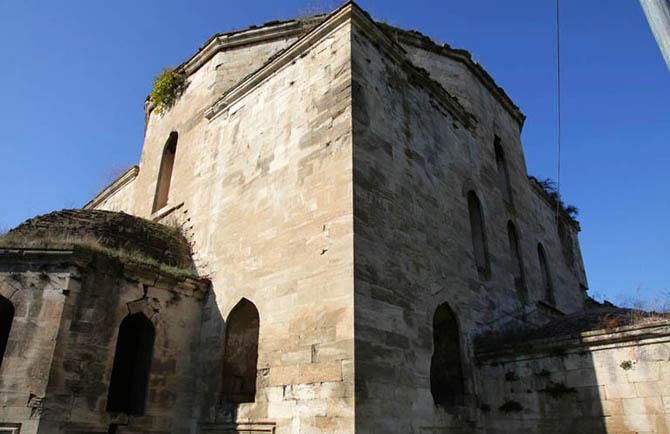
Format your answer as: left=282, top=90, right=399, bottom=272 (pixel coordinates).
left=494, top=137, right=513, bottom=204
left=430, top=302, right=465, bottom=408
left=0, top=295, right=14, bottom=368
left=152, top=132, right=178, bottom=213
left=537, top=243, right=554, bottom=304
left=467, top=191, right=490, bottom=279
left=221, top=298, right=260, bottom=404
left=106, top=313, right=155, bottom=415
left=507, top=221, right=526, bottom=297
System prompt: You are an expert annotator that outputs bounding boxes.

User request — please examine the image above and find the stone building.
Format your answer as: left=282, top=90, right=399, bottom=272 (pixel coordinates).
left=1, top=2, right=669, bottom=433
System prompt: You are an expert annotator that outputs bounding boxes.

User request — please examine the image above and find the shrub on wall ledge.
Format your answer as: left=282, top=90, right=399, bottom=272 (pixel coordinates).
left=150, top=67, right=185, bottom=115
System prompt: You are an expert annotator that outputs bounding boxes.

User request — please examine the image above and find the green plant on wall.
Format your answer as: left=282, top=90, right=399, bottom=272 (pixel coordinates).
left=150, top=67, right=185, bottom=115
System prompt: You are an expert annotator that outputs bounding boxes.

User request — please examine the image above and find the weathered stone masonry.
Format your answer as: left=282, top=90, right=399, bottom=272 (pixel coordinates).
left=2, top=2, right=669, bottom=434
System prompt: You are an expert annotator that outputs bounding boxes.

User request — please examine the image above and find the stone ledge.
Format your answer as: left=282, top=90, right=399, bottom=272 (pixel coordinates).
left=204, top=2, right=355, bottom=121
left=0, top=246, right=210, bottom=298
left=476, top=321, right=670, bottom=363
left=83, top=165, right=138, bottom=211
left=200, top=421, right=276, bottom=434
left=376, top=22, right=526, bottom=130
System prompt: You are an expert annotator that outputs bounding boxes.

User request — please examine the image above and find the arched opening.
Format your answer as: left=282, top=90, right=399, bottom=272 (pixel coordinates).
left=0, top=295, right=14, bottom=368
left=106, top=313, right=155, bottom=415
left=557, top=219, right=575, bottom=267
left=430, top=302, right=465, bottom=408
left=467, top=191, right=490, bottom=279
left=507, top=221, right=526, bottom=297
left=494, top=137, right=513, bottom=204
left=152, top=132, right=178, bottom=213
left=537, top=243, right=555, bottom=304
left=221, top=298, right=260, bottom=404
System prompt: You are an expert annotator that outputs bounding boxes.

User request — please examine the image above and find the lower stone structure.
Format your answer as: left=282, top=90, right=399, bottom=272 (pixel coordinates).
left=0, top=212, right=210, bottom=434
left=477, top=310, right=670, bottom=434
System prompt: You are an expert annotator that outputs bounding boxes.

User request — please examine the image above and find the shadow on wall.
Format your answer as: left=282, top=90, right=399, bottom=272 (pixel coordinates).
left=475, top=310, right=670, bottom=434
left=476, top=345, right=608, bottom=434
left=198, top=291, right=262, bottom=428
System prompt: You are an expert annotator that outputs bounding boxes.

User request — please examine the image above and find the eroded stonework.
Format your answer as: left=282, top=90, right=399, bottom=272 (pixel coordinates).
left=2, top=2, right=669, bottom=433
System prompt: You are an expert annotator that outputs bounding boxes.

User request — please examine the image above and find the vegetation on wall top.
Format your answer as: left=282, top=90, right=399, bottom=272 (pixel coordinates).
left=150, top=67, right=186, bottom=115
left=528, top=176, right=579, bottom=220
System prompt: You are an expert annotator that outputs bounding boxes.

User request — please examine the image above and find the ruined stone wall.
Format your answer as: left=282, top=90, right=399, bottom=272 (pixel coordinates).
left=351, top=16, right=585, bottom=434
left=0, top=254, right=74, bottom=434
left=399, top=39, right=588, bottom=312
left=0, top=250, right=207, bottom=434
left=477, top=323, right=670, bottom=434
left=9, top=209, right=193, bottom=268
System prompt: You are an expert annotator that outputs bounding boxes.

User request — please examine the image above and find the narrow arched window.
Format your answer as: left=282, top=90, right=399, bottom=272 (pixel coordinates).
left=221, top=298, right=260, bottom=404
left=557, top=219, right=575, bottom=267
left=507, top=221, right=526, bottom=297
left=0, top=295, right=14, bottom=368
left=430, top=302, right=464, bottom=408
left=467, top=191, right=489, bottom=279
left=152, top=132, right=178, bottom=213
left=494, top=137, right=513, bottom=204
left=537, top=243, right=554, bottom=304
left=106, top=313, right=155, bottom=415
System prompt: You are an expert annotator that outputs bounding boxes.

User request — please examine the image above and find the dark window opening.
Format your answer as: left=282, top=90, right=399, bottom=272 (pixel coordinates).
left=152, top=132, right=178, bottom=213
left=106, top=313, right=155, bottom=415
left=430, top=302, right=465, bottom=408
left=0, top=295, right=14, bottom=368
left=221, top=298, right=260, bottom=404
left=558, top=219, right=575, bottom=267
left=538, top=243, right=555, bottom=304
left=467, top=191, right=490, bottom=279
left=507, top=221, right=526, bottom=297
left=494, top=137, right=513, bottom=204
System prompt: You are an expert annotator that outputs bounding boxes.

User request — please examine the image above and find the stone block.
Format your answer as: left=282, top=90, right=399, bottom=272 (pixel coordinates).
left=319, top=381, right=347, bottom=399
left=297, top=399, right=328, bottom=417
left=606, top=382, right=638, bottom=399
left=267, top=362, right=342, bottom=387
left=635, top=381, right=662, bottom=397
left=626, top=362, right=661, bottom=383
left=602, top=398, right=624, bottom=416
left=622, top=396, right=664, bottom=415
left=566, top=368, right=600, bottom=387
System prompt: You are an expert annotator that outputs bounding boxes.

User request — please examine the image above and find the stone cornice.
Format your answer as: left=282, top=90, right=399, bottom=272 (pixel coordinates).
left=204, top=2, right=356, bottom=121
left=204, top=2, right=476, bottom=130
left=476, top=321, right=670, bottom=362
left=143, top=16, right=325, bottom=118
left=181, top=17, right=325, bottom=77
left=378, top=24, right=526, bottom=131
left=0, top=246, right=210, bottom=298
left=350, top=5, right=477, bottom=130
left=83, top=165, right=139, bottom=210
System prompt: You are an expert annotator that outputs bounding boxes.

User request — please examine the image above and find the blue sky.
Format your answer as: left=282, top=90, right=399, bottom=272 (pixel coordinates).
left=1, top=0, right=668, bottom=306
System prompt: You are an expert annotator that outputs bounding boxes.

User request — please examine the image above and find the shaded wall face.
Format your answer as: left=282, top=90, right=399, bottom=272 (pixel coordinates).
left=351, top=19, right=586, bottom=434
left=478, top=325, right=670, bottom=434
left=352, top=23, right=483, bottom=433
left=401, top=44, right=588, bottom=314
